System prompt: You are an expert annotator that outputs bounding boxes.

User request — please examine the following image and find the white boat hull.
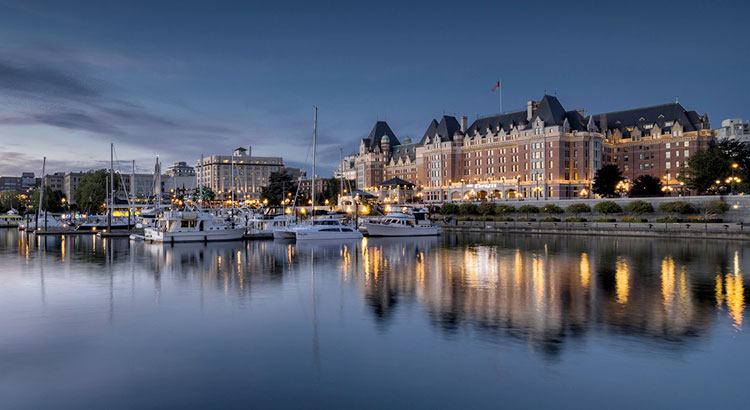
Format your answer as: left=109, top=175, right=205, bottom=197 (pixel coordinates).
left=365, top=223, right=439, bottom=237
left=144, top=227, right=245, bottom=243
left=295, top=230, right=363, bottom=241
left=273, top=229, right=297, bottom=240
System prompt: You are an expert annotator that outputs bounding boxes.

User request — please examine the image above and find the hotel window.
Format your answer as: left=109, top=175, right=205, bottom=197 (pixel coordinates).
left=666, top=162, right=671, bottom=169
left=675, top=151, right=680, bottom=157
left=549, top=173, right=553, bottom=180
left=684, top=150, right=689, bottom=157
left=666, top=152, right=671, bottom=159
left=665, top=142, right=671, bottom=148
left=676, top=161, right=680, bottom=167
left=549, top=160, right=553, bottom=168
left=684, top=141, right=689, bottom=147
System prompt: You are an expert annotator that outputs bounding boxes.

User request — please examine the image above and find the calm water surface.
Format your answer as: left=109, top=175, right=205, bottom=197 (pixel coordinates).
left=0, top=230, right=747, bottom=409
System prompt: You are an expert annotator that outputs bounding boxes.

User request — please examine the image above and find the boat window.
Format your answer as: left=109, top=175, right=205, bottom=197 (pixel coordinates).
left=341, top=228, right=354, bottom=232
left=320, top=228, right=341, bottom=232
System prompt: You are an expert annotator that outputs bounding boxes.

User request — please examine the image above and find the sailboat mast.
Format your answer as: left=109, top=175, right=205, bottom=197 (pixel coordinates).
left=199, top=154, right=204, bottom=210
left=130, top=160, right=135, bottom=227
left=36, top=157, right=46, bottom=231
left=312, top=107, right=317, bottom=224
left=108, top=143, right=113, bottom=232
left=339, top=148, right=344, bottom=211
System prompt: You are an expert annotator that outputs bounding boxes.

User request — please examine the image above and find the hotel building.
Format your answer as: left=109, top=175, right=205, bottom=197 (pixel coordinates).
left=346, top=95, right=713, bottom=201
left=197, top=146, right=284, bottom=200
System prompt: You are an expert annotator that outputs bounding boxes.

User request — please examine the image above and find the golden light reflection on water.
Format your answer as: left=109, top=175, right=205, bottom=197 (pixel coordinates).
left=615, top=257, right=629, bottom=304
left=715, top=251, right=746, bottom=330
left=580, top=252, right=590, bottom=289
left=661, top=256, right=676, bottom=310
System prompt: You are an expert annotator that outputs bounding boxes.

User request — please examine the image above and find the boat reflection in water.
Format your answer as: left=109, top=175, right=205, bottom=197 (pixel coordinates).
left=1, top=230, right=748, bottom=408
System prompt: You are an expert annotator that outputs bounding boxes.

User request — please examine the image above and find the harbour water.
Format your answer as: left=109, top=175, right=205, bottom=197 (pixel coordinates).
left=0, top=230, right=747, bottom=409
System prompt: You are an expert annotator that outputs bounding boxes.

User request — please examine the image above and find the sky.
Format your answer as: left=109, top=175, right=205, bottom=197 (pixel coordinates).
left=0, top=0, right=748, bottom=177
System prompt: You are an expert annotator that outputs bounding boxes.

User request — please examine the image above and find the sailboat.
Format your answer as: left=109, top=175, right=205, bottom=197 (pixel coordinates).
left=292, top=107, right=362, bottom=241
left=29, top=157, right=63, bottom=232
left=143, top=154, right=245, bottom=243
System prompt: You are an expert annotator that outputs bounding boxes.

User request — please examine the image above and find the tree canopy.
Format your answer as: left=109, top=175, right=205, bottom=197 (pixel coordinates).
left=191, top=186, right=216, bottom=203
left=74, top=170, right=118, bottom=214
left=592, top=164, right=624, bottom=198
left=593, top=201, right=622, bottom=215
left=261, top=171, right=297, bottom=206
left=628, top=175, right=663, bottom=197
left=31, top=186, right=64, bottom=213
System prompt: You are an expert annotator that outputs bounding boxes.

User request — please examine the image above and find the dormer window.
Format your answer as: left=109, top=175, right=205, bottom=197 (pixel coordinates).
left=665, top=121, right=674, bottom=127
left=658, top=114, right=665, bottom=119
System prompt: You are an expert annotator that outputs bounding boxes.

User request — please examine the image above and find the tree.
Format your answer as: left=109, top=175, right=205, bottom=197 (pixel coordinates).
left=74, top=169, right=118, bottom=214
left=261, top=171, right=297, bottom=206
left=477, top=202, right=496, bottom=216
left=593, top=200, right=622, bottom=215
left=495, top=204, right=516, bottom=214
left=31, top=186, right=64, bottom=213
left=0, top=191, right=21, bottom=213
left=439, top=203, right=459, bottom=215
left=679, top=146, right=731, bottom=193
left=540, top=204, right=564, bottom=215
left=566, top=203, right=590, bottom=217
left=192, top=186, right=216, bottom=203
left=592, top=164, right=624, bottom=198
left=703, top=199, right=730, bottom=215
left=658, top=201, right=695, bottom=218
left=628, top=175, right=663, bottom=197
left=623, top=200, right=654, bottom=215
left=518, top=205, right=539, bottom=218
left=318, top=178, right=341, bottom=206
left=459, top=202, right=478, bottom=216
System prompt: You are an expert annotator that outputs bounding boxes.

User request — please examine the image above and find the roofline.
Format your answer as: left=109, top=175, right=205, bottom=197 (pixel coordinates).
left=591, top=102, right=684, bottom=117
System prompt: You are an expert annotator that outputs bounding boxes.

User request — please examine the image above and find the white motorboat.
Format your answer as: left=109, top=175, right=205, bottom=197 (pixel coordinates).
left=294, top=218, right=362, bottom=241
left=19, top=215, right=65, bottom=231
left=76, top=215, right=134, bottom=231
left=364, top=209, right=438, bottom=237
left=143, top=210, right=245, bottom=243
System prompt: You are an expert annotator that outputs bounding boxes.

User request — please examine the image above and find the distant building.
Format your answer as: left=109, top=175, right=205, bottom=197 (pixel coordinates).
left=716, top=118, right=750, bottom=143
left=63, top=172, right=84, bottom=204
left=164, top=161, right=197, bottom=194
left=43, top=172, right=65, bottom=193
left=335, top=154, right=357, bottom=181
left=197, top=146, right=284, bottom=200
left=0, top=172, right=40, bottom=193
left=347, top=94, right=713, bottom=201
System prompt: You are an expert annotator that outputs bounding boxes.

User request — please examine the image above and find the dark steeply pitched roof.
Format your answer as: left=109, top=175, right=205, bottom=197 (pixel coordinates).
left=588, top=103, right=709, bottom=134
left=466, top=110, right=528, bottom=136
left=380, top=177, right=415, bottom=187
left=364, top=121, right=400, bottom=151
left=418, top=116, right=460, bottom=144
left=391, top=141, right=418, bottom=163
left=533, top=95, right=567, bottom=126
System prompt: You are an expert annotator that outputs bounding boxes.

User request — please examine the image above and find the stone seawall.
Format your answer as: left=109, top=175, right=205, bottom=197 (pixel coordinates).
left=438, top=220, right=750, bottom=241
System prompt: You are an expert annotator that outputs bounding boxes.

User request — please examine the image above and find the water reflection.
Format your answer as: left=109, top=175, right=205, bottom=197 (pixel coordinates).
left=1, top=230, right=747, bottom=353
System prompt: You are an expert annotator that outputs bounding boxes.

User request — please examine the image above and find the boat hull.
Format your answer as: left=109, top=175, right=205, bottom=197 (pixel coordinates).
left=364, top=223, right=439, bottom=237
left=295, top=231, right=363, bottom=241
left=144, top=227, right=246, bottom=243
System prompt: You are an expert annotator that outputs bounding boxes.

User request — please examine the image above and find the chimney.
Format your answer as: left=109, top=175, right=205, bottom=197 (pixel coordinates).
left=576, top=108, right=585, bottom=117
left=247, top=146, right=252, bottom=157
left=600, top=114, right=608, bottom=132
left=526, top=101, right=533, bottom=121
left=460, top=116, right=468, bottom=133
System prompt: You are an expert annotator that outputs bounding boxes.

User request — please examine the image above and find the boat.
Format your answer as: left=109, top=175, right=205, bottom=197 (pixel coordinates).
left=19, top=215, right=65, bottom=231
left=364, top=209, right=439, bottom=237
left=143, top=210, right=245, bottom=243
left=76, top=215, right=134, bottom=231
left=294, top=218, right=362, bottom=241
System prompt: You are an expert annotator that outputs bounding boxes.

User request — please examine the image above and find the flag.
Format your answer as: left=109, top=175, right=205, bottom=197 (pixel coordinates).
left=491, top=81, right=501, bottom=92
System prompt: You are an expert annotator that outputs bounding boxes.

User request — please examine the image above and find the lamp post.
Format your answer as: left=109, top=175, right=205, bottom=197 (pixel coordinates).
left=731, top=163, right=739, bottom=195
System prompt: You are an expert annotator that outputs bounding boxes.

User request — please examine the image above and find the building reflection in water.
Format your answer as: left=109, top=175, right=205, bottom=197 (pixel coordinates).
left=4, top=230, right=747, bottom=355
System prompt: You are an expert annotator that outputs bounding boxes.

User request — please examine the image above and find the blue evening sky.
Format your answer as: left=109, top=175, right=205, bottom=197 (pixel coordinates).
left=0, top=0, right=748, bottom=176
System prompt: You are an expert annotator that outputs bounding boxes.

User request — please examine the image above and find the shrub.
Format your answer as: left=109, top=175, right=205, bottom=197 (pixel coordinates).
left=540, top=204, right=564, bottom=215
left=478, top=202, right=496, bottom=216
left=495, top=204, right=516, bottom=214
left=565, top=217, right=587, bottom=222
left=439, top=203, right=459, bottom=215
left=704, top=199, right=730, bottom=215
left=623, top=200, right=654, bottom=215
left=518, top=205, right=540, bottom=218
left=622, top=216, right=648, bottom=223
left=459, top=202, right=478, bottom=216
left=656, top=217, right=680, bottom=223
left=593, top=201, right=622, bottom=215
left=593, top=218, right=616, bottom=222
left=566, top=203, right=591, bottom=216
left=540, top=217, right=561, bottom=222
left=658, top=201, right=695, bottom=215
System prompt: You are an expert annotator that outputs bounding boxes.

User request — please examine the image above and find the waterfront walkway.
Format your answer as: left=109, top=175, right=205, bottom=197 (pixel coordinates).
left=438, top=220, right=750, bottom=241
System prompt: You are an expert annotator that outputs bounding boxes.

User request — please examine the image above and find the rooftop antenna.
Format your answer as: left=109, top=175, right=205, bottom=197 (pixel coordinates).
left=675, top=96, right=679, bottom=103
